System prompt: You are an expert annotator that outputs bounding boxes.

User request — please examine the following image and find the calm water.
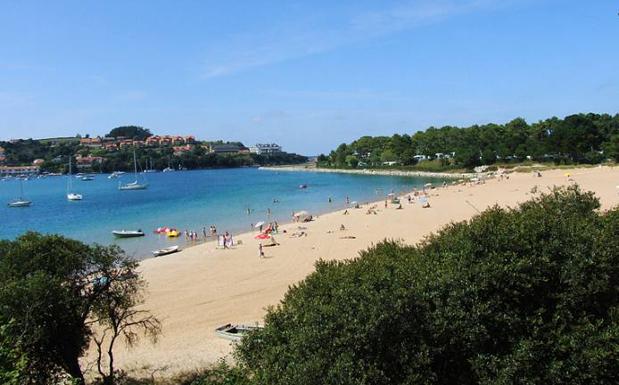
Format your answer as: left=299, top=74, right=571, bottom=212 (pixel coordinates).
left=1, top=169, right=442, bottom=259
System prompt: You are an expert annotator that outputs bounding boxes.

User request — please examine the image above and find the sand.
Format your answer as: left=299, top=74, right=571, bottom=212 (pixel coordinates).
left=85, top=166, right=619, bottom=377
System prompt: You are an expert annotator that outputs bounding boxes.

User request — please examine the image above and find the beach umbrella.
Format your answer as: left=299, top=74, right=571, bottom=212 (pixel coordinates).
left=254, top=233, right=270, bottom=240
left=254, top=221, right=265, bottom=228
left=424, top=183, right=433, bottom=187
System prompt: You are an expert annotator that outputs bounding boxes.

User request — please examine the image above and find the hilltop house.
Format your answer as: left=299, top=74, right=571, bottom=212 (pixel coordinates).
left=145, top=135, right=195, bottom=146
left=80, top=137, right=103, bottom=148
left=249, top=143, right=282, bottom=155
left=210, top=144, right=249, bottom=154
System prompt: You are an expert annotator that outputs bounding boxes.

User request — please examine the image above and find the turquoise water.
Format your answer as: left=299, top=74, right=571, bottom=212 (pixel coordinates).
left=1, top=169, right=442, bottom=259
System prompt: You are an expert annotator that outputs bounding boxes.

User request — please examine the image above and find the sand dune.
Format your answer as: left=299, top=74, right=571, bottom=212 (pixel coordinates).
left=86, top=166, right=619, bottom=377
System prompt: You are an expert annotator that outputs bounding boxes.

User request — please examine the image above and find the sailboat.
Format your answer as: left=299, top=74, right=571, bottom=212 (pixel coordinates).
left=162, top=157, right=174, bottom=172
left=67, top=157, right=83, bottom=201
left=8, top=178, right=32, bottom=207
left=143, top=157, right=157, bottom=173
left=119, top=150, right=148, bottom=190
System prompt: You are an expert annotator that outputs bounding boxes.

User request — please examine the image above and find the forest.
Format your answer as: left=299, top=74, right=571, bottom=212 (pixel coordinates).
left=318, top=113, right=619, bottom=170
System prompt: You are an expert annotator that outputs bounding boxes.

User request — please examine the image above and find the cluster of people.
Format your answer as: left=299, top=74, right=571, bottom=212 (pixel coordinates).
left=184, top=230, right=201, bottom=241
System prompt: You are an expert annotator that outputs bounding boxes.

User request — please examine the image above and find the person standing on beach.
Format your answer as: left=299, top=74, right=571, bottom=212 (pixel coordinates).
left=259, top=243, right=264, bottom=258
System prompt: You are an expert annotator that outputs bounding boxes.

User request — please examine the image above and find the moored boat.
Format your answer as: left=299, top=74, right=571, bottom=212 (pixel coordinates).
left=112, top=230, right=145, bottom=238
left=108, top=171, right=126, bottom=179
left=119, top=150, right=148, bottom=190
left=7, top=179, right=31, bottom=207
left=215, top=323, right=262, bottom=341
left=152, top=245, right=180, bottom=257
left=8, top=199, right=32, bottom=207
left=67, top=157, right=83, bottom=201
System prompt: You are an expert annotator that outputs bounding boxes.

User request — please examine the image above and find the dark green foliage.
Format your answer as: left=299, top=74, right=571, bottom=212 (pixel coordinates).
left=318, top=112, right=619, bottom=170
left=0, top=320, right=28, bottom=385
left=0, top=139, right=307, bottom=173
left=107, top=126, right=153, bottom=140
left=237, top=187, right=619, bottom=384
left=0, top=233, right=143, bottom=384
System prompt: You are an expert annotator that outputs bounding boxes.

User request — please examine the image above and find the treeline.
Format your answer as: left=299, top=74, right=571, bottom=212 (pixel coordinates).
left=0, top=140, right=307, bottom=173
left=93, top=147, right=307, bottom=173
left=318, top=113, right=619, bottom=170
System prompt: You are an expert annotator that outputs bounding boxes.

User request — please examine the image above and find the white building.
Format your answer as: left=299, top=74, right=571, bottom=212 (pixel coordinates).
left=249, top=143, right=282, bottom=155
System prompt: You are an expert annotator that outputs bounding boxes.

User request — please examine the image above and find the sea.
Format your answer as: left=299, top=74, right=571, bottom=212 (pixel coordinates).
left=1, top=168, right=443, bottom=259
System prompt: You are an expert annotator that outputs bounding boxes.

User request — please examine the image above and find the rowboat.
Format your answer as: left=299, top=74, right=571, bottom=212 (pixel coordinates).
left=152, top=245, right=180, bottom=257
left=215, top=323, right=262, bottom=341
left=112, top=230, right=145, bottom=238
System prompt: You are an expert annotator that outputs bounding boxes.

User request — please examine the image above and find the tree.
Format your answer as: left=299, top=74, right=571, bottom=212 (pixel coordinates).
left=0, top=233, right=157, bottom=384
left=106, top=126, right=152, bottom=140
left=603, top=134, right=619, bottom=162
left=344, top=155, right=359, bottom=168
left=92, top=266, right=161, bottom=385
left=237, top=187, right=619, bottom=385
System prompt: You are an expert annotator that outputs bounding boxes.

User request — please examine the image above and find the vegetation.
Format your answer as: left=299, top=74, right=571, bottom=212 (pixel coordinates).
left=234, top=187, right=619, bottom=384
left=318, top=112, right=619, bottom=170
left=3, top=188, right=618, bottom=384
left=0, top=233, right=158, bottom=384
left=106, top=126, right=153, bottom=140
left=0, top=136, right=307, bottom=173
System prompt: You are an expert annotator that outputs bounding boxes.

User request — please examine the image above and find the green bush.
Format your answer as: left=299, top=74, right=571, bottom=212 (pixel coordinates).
left=236, top=187, right=619, bottom=384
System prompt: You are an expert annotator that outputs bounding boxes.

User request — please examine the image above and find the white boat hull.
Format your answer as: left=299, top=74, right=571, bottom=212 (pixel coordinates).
left=8, top=200, right=32, bottom=207
left=119, top=182, right=148, bottom=190
left=67, top=193, right=83, bottom=201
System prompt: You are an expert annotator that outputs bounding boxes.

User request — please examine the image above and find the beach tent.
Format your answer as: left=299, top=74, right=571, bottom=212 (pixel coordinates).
left=294, top=210, right=312, bottom=222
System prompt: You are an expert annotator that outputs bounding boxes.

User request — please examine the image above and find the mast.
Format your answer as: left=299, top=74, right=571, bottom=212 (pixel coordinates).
left=67, top=157, right=73, bottom=193
left=133, top=149, right=138, bottom=181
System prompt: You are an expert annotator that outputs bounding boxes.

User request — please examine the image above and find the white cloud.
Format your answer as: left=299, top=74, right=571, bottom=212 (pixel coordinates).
left=200, top=0, right=505, bottom=79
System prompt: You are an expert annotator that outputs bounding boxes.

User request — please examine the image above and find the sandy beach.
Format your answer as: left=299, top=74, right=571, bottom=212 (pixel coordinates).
left=93, top=166, right=619, bottom=377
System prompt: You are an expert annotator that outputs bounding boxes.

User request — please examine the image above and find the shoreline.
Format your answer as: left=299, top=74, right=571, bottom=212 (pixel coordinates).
left=95, top=165, right=619, bottom=378
left=259, top=165, right=479, bottom=179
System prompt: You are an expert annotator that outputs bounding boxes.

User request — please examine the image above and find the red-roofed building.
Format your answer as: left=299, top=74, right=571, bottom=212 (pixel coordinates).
left=75, top=154, right=103, bottom=169
left=173, top=145, right=193, bottom=156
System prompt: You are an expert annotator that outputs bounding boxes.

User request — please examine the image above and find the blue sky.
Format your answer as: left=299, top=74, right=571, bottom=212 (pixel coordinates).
left=1, top=0, right=617, bottom=154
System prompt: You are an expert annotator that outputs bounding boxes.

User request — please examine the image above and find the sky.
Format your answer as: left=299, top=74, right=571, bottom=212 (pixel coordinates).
left=0, top=0, right=618, bottom=155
